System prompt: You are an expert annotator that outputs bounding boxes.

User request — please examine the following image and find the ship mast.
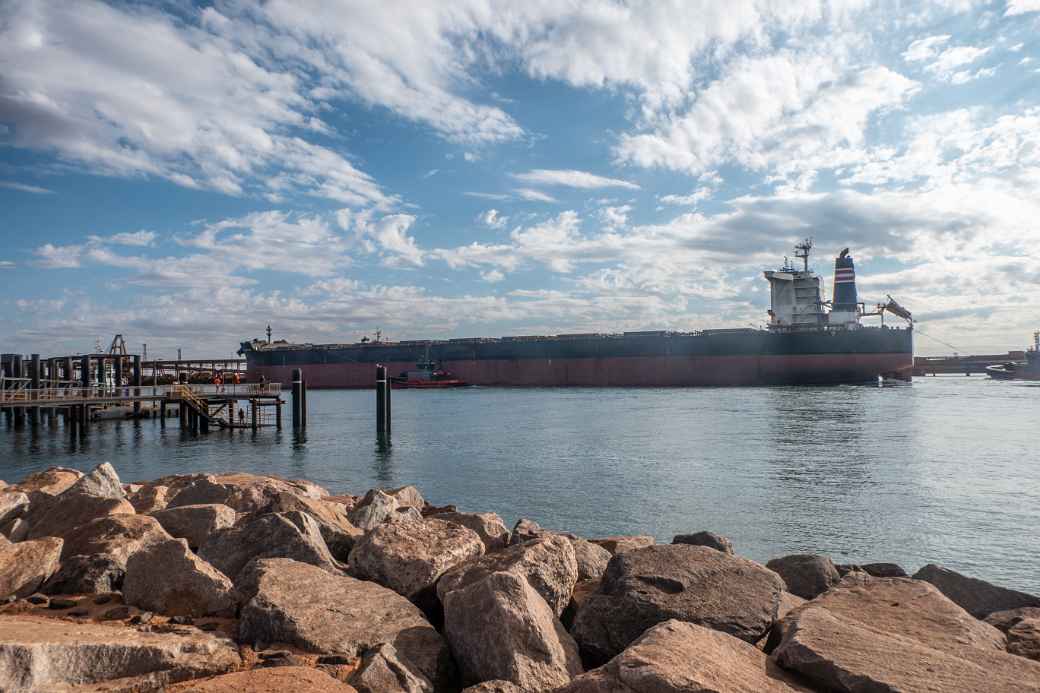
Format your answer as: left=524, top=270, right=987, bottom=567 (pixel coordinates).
left=794, top=238, right=813, bottom=272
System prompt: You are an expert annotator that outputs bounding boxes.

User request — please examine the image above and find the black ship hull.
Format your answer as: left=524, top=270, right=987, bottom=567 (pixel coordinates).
left=241, top=327, right=913, bottom=389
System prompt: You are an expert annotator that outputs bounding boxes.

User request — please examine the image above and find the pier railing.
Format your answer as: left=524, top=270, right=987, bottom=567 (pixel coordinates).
left=0, top=380, right=281, bottom=406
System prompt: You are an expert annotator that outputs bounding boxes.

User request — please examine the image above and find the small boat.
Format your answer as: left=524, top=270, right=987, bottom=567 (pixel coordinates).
left=390, top=359, right=469, bottom=389
left=986, top=331, right=1040, bottom=381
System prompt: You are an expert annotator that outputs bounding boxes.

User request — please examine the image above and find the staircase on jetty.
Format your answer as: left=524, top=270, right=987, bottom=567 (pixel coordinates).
left=169, top=384, right=281, bottom=432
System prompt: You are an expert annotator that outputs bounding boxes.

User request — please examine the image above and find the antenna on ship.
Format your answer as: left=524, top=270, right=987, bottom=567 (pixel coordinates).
left=794, top=238, right=813, bottom=272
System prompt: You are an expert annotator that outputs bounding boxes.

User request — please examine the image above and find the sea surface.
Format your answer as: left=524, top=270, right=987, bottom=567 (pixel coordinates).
left=2, top=376, right=1038, bottom=593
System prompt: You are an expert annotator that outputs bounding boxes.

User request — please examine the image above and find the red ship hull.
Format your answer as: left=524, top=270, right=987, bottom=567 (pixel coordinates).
left=249, top=353, right=913, bottom=389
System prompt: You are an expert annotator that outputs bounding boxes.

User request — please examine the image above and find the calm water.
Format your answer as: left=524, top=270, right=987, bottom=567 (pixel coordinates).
left=2, top=377, right=1038, bottom=593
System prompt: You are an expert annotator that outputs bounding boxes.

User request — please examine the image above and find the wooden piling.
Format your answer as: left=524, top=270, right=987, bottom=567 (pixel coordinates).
left=132, top=355, right=142, bottom=417
left=29, top=354, right=40, bottom=426
left=376, top=364, right=391, bottom=436
left=159, top=400, right=166, bottom=429
left=292, top=368, right=304, bottom=430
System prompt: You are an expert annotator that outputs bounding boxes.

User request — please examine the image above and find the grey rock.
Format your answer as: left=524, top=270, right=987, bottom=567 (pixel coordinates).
left=238, top=558, right=451, bottom=687
left=461, top=682, right=522, bottom=693
left=0, top=613, right=240, bottom=692
left=589, top=535, right=655, bottom=555
left=350, top=518, right=484, bottom=599
left=913, top=563, right=1040, bottom=617
left=431, top=511, right=510, bottom=552
left=986, top=607, right=1040, bottom=633
left=572, top=544, right=784, bottom=665
left=150, top=503, right=236, bottom=550
left=25, top=494, right=135, bottom=541
left=438, top=534, right=579, bottom=617
left=350, top=642, right=433, bottom=693
left=0, top=517, right=28, bottom=543
left=569, top=538, right=612, bottom=582
left=1007, top=618, right=1040, bottom=661
left=387, top=485, right=425, bottom=509
left=509, top=518, right=546, bottom=545
left=559, top=619, right=810, bottom=693
left=41, top=553, right=125, bottom=595
left=444, top=569, right=583, bottom=690
left=124, top=539, right=238, bottom=617
left=66, top=462, right=125, bottom=500
left=766, top=554, right=841, bottom=599
left=836, top=561, right=908, bottom=578
left=0, top=536, right=63, bottom=600
left=198, top=510, right=341, bottom=581
left=0, top=492, right=29, bottom=527
left=772, top=576, right=1040, bottom=692
left=261, top=491, right=363, bottom=561
left=348, top=489, right=402, bottom=531
left=59, top=514, right=171, bottom=566
left=128, top=484, right=170, bottom=513
left=167, top=473, right=326, bottom=513
left=671, top=531, right=734, bottom=554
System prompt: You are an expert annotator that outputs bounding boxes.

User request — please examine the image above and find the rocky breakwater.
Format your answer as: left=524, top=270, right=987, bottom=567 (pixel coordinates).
left=0, top=464, right=1036, bottom=692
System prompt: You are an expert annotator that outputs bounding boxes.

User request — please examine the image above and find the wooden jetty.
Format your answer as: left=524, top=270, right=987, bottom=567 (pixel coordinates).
left=0, top=352, right=281, bottom=435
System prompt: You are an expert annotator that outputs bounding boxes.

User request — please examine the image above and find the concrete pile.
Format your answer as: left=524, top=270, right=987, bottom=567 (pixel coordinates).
left=0, top=463, right=1037, bottom=692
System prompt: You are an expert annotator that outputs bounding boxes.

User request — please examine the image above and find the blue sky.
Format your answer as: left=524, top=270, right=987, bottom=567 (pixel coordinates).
left=2, top=0, right=1039, bottom=358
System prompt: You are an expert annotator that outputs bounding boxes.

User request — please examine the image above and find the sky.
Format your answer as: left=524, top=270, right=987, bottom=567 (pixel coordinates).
left=2, top=0, right=1039, bottom=359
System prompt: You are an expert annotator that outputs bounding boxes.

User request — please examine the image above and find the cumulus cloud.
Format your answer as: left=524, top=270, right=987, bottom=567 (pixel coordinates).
left=0, top=1, right=392, bottom=207
left=1005, top=0, right=1040, bottom=15
left=479, top=209, right=508, bottom=229
left=514, top=188, right=559, bottom=203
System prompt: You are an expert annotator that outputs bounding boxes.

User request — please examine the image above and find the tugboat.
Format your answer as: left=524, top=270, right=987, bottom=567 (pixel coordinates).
left=986, top=331, right=1040, bottom=380
left=390, top=347, right=469, bottom=389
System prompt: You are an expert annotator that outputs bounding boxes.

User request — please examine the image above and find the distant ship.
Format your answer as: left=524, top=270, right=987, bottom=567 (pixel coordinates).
left=986, top=332, right=1040, bottom=380
left=239, top=241, right=914, bottom=388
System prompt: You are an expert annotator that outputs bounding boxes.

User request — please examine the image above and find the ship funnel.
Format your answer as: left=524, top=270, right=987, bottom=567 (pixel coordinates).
left=832, top=248, right=858, bottom=312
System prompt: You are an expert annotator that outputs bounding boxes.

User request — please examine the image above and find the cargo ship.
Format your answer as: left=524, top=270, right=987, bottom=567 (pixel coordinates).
left=240, top=241, right=914, bottom=388
left=986, top=332, right=1040, bottom=380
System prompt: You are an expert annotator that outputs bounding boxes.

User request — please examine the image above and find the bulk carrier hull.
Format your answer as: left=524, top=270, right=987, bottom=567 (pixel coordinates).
left=240, top=327, right=913, bottom=389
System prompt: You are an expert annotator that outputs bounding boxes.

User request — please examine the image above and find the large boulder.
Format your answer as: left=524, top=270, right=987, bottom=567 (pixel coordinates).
left=351, top=642, right=433, bottom=693
left=572, top=544, right=784, bottom=665
left=1008, top=618, right=1040, bottom=661
left=431, top=511, right=510, bottom=552
left=559, top=619, right=810, bottom=693
left=509, top=518, right=547, bottom=545
left=0, top=518, right=28, bottom=543
left=350, top=518, right=484, bottom=599
left=167, top=666, right=359, bottom=692
left=986, top=607, right=1040, bottom=633
left=41, top=553, right=125, bottom=595
left=348, top=489, right=406, bottom=531
left=444, top=570, right=583, bottom=690
left=150, top=504, right=236, bottom=550
left=772, top=575, right=1040, bottom=692
left=262, top=491, right=363, bottom=560
left=589, top=535, right=655, bottom=555
left=12, top=466, right=82, bottom=498
left=913, top=564, right=1040, bottom=617
left=26, top=495, right=135, bottom=541
left=0, top=536, right=62, bottom=599
left=0, top=492, right=29, bottom=527
left=124, top=539, right=238, bottom=617
left=238, top=558, right=450, bottom=686
left=167, top=473, right=327, bottom=513
left=59, top=514, right=171, bottom=566
left=569, top=538, right=612, bottom=582
left=128, top=483, right=170, bottom=513
left=387, top=485, right=425, bottom=509
left=438, top=534, right=578, bottom=617
left=835, top=561, right=907, bottom=578
left=198, top=510, right=341, bottom=581
left=0, top=614, right=240, bottom=692
left=65, top=462, right=125, bottom=499
left=461, top=682, right=522, bottom=693
left=672, top=531, right=735, bottom=554
left=766, top=554, right=841, bottom=599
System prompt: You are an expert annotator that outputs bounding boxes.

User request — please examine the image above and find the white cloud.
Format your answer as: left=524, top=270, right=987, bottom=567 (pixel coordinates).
left=514, top=188, right=559, bottom=203
left=598, top=205, right=632, bottom=229
left=1005, top=0, right=1040, bottom=16
left=88, top=230, right=156, bottom=247
left=0, top=1, right=392, bottom=207
left=479, top=209, right=507, bottom=229
left=0, top=260, right=17, bottom=269
left=659, top=188, right=715, bottom=206
left=35, top=243, right=83, bottom=268
left=0, top=181, right=54, bottom=194
left=616, top=47, right=919, bottom=178
left=480, top=269, right=504, bottom=283
left=512, top=169, right=640, bottom=190
left=464, top=192, right=512, bottom=201
left=902, top=35, right=951, bottom=62
left=924, top=44, right=992, bottom=81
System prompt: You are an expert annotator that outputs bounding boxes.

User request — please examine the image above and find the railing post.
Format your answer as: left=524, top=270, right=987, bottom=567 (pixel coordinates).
left=29, top=354, right=40, bottom=426
left=132, top=355, right=142, bottom=418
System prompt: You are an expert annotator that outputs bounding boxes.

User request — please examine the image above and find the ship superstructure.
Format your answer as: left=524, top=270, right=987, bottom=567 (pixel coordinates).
left=241, top=244, right=914, bottom=388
